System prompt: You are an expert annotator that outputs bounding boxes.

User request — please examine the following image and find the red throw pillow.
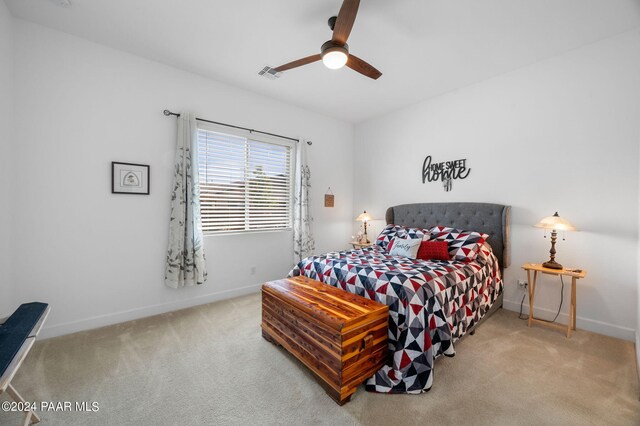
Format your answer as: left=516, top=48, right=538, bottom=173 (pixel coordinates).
left=417, top=241, right=451, bottom=261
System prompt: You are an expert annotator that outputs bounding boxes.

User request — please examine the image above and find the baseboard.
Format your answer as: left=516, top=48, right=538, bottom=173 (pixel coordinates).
left=34, top=290, right=638, bottom=344
left=503, top=298, right=635, bottom=341
left=39, top=284, right=262, bottom=339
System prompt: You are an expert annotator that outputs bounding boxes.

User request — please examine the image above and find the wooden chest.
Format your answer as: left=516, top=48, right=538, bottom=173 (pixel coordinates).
left=261, top=276, right=389, bottom=405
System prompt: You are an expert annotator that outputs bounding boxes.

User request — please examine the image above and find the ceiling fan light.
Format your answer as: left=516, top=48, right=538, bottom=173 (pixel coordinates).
left=322, top=48, right=348, bottom=69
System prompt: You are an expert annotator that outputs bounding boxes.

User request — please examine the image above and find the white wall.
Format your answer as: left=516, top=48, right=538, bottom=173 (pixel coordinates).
left=0, top=0, right=13, bottom=318
left=11, top=20, right=354, bottom=338
left=637, top=133, right=640, bottom=378
left=355, top=29, right=640, bottom=340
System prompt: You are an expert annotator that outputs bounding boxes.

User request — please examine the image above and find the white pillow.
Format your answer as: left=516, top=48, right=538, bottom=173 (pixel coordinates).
left=388, top=237, right=422, bottom=259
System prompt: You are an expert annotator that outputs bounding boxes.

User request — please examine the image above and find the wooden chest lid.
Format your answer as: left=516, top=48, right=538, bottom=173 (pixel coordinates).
left=262, top=276, right=388, bottom=332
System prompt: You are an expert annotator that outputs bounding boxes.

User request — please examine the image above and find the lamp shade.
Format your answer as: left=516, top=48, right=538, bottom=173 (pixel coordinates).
left=355, top=211, right=372, bottom=222
left=534, top=212, right=576, bottom=231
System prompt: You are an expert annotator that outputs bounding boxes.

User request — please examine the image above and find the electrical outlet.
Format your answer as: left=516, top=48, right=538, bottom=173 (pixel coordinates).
left=517, top=280, right=528, bottom=289
left=250, top=266, right=256, bottom=275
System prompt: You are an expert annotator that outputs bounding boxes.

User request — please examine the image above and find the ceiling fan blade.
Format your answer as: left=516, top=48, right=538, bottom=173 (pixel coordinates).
left=274, top=54, right=322, bottom=72
left=332, top=0, right=360, bottom=45
left=346, top=54, right=382, bottom=80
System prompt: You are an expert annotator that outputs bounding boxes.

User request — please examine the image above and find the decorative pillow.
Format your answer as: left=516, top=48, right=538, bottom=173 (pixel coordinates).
left=387, top=237, right=396, bottom=252
left=375, top=224, right=402, bottom=249
left=476, top=241, right=494, bottom=262
left=429, top=226, right=489, bottom=262
left=417, top=241, right=451, bottom=261
left=388, top=237, right=422, bottom=259
left=375, top=224, right=429, bottom=250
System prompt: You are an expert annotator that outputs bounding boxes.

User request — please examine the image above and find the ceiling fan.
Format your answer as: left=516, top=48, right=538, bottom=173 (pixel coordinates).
left=273, top=0, right=382, bottom=80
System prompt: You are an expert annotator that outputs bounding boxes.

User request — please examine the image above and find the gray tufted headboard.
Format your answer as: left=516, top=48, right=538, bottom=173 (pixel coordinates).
left=385, top=202, right=511, bottom=270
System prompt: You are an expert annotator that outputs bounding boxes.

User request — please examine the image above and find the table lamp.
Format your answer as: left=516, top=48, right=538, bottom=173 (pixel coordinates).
left=534, top=212, right=576, bottom=270
left=355, top=210, right=373, bottom=244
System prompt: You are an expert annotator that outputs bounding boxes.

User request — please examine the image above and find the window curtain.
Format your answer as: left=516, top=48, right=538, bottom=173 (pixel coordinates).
left=293, top=139, right=315, bottom=264
left=165, top=112, right=207, bottom=288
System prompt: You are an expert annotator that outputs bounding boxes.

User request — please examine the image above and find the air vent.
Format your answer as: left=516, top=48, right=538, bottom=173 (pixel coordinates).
left=258, top=66, right=282, bottom=80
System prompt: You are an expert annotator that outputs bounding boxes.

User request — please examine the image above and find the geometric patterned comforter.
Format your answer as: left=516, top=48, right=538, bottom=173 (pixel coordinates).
left=288, top=244, right=503, bottom=394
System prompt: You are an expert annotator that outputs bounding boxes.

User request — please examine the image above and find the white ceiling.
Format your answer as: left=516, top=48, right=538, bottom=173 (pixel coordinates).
left=6, top=0, right=640, bottom=123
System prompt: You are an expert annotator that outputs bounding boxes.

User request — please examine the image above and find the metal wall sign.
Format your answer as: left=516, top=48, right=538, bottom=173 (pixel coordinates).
left=324, top=187, right=334, bottom=207
left=421, top=155, right=471, bottom=192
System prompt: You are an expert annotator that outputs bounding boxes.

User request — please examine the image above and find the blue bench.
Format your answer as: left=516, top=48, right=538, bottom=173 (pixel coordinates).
left=0, top=302, right=50, bottom=425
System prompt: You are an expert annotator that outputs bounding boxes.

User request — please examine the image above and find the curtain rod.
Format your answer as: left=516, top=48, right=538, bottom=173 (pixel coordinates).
left=163, top=110, right=311, bottom=145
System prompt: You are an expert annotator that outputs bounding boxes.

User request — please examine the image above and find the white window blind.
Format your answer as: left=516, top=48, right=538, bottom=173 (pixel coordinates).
left=197, top=127, right=294, bottom=234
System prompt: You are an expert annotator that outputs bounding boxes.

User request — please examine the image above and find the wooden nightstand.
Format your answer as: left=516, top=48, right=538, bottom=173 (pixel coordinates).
left=521, top=263, right=587, bottom=338
left=350, top=241, right=372, bottom=249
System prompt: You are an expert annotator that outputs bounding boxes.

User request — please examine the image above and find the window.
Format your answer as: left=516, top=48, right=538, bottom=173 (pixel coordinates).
left=197, top=126, right=294, bottom=234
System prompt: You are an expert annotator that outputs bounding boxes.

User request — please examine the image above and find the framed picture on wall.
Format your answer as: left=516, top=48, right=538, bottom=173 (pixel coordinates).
left=111, top=162, right=150, bottom=195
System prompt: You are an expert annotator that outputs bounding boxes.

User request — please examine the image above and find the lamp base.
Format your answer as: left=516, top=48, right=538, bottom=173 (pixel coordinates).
left=542, top=260, right=563, bottom=270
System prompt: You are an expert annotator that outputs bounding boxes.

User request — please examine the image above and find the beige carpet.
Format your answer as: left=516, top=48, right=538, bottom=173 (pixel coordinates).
left=1, top=293, right=638, bottom=425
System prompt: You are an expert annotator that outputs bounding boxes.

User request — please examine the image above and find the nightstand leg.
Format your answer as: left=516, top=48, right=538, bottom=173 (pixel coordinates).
left=567, top=277, right=576, bottom=338
left=567, top=300, right=572, bottom=338
left=572, top=277, right=577, bottom=331
left=527, top=270, right=536, bottom=327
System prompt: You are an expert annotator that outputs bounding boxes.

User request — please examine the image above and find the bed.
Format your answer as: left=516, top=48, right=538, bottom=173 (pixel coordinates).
left=289, top=202, right=510, bottom=394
